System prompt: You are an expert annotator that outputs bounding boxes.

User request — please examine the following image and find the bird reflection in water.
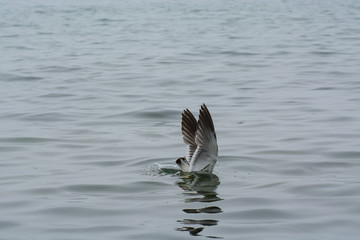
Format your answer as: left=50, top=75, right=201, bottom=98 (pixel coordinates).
left=176, top=172, right=223, bottom=238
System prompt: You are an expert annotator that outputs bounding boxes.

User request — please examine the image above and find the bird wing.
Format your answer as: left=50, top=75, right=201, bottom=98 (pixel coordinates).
left=190, top=104, right=218, bottom=171
left=181, top=108, right=198, bottom=162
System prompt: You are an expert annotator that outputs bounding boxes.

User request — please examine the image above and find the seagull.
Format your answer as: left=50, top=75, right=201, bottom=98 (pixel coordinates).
left=176, top=104, right=218, bottom=173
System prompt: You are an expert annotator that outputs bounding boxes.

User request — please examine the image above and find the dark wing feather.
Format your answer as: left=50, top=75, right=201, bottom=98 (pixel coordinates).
left=195, top=103, right=216, bottom=146
left=181, top=109, right=198, bottom=161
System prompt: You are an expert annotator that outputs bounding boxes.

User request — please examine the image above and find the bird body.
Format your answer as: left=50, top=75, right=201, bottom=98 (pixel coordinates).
left=176, top=104, right=218, bottom=173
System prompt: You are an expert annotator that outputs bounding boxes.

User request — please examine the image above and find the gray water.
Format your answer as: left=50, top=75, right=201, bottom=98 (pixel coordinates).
left=1, top=0, right=360, bottom=239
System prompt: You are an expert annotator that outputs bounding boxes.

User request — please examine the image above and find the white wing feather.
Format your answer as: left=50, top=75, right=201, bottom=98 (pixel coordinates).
left=189, top=104, right=218, bottom=172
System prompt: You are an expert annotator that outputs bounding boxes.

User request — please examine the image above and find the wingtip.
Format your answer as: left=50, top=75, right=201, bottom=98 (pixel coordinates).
left=200, top=103, right=209, bottom=113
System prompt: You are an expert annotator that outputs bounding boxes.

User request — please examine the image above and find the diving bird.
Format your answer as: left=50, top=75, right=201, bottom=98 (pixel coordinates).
left=176, top=104, right=218, bottom=173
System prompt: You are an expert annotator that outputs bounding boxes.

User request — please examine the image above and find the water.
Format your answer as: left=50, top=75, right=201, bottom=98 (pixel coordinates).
left=1, top=0, right=360, bottom=239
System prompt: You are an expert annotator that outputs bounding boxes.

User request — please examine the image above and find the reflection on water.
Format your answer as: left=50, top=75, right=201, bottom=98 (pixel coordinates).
left=176, top=173, right=223, bottom=238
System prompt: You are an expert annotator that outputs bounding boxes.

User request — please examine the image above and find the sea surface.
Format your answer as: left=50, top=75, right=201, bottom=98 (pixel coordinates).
left=1, top=0, right=360, bottom=239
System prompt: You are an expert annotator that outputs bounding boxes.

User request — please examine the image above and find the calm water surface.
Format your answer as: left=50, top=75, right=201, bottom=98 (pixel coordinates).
left=1, top=0, right=360, bottom=239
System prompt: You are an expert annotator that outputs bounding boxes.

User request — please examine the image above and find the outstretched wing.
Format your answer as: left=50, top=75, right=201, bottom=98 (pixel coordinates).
left=181, top=108, right=198, bottom=162
left=190, top=104, right=218, bottom=172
